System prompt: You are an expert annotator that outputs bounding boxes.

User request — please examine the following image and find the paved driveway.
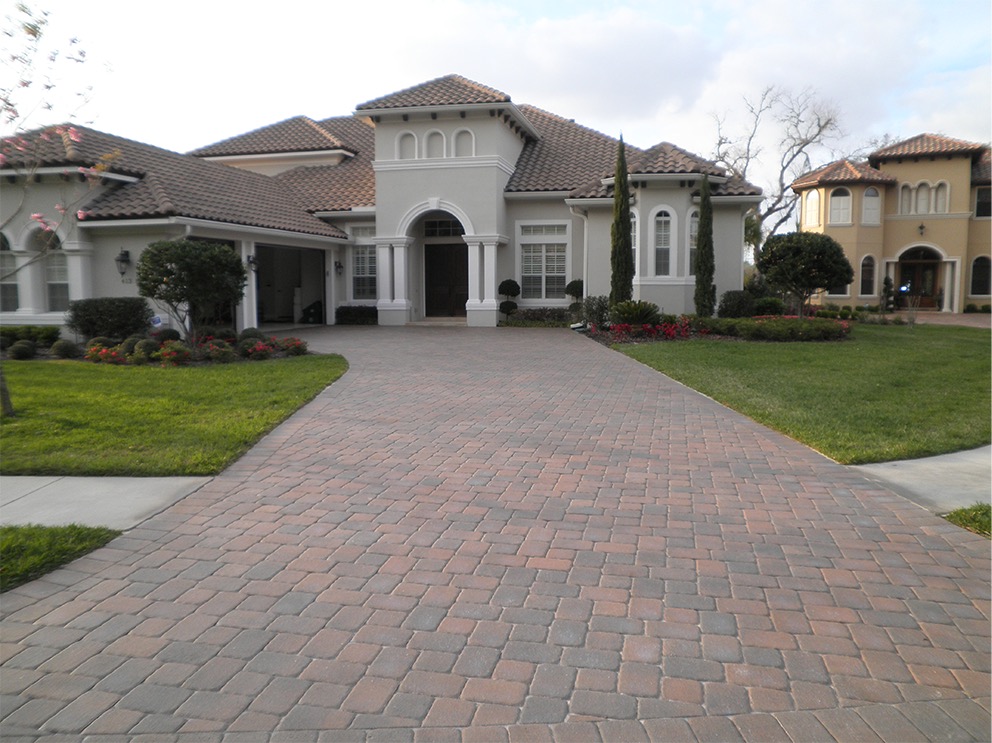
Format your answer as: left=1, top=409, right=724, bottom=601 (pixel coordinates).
left=2, top=327, right=989, bottom=741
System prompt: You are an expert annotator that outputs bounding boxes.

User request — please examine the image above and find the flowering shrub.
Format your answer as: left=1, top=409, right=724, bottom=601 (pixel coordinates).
left=600, top=315, right=694, bottom=343
left=203, top=340, right=237, bottom=363
left=85, top=345, right=128, bottom=365
left=238, top=338, right=276, bottom=360
left=278, top=337, right=308, bottom=356
left=157, top=340, right=192, bottom=366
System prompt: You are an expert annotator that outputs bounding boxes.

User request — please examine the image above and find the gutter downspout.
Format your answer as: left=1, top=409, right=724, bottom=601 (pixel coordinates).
left=569, top=205, right=590, bottom=295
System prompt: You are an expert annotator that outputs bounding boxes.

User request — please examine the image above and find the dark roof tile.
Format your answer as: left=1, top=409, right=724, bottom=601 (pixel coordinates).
left=356, top=74, right=511, bottom=111
left=2, top=125, right=346, bottom=238
left=791, top=159, right=896, bottom=190
left=869, top=133, right=988, bottom=163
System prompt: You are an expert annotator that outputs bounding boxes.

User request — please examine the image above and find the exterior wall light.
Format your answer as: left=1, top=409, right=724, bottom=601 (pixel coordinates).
left=335, top=260, right=344, bottom=276
left=114, top=249, right=131, bottom=277
left=247, top=255, right=258, bottom=272
left=918, top=223, right=926, bottom=235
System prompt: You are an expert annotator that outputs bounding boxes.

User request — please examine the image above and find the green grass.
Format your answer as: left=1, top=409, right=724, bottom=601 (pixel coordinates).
left=0, top=355, right=348, bottom=475
left=620, top=324, right=990, bottom=464
left=0, top=523, right=121, bottom=592
left=943, top=502, right=992, bottom=537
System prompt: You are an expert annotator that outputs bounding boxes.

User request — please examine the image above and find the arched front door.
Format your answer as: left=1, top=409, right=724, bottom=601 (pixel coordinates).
left=422, top=215, right=468, bottom=317
left=897, top=247, right=942, bottom=309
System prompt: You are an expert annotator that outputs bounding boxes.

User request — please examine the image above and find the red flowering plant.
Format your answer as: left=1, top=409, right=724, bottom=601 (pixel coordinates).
left=156, top=340, right=192, bottom=366
left=277, top=337, right=308, bottom=356
left=84, top=345, right=127, bottom=365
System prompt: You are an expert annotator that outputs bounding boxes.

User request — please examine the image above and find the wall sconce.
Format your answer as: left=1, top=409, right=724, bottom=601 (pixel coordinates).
left=918, top=223, right=926, bottom=236
left=114, top=249, right=130, bottom=277
left=334, top=260, right=344, bottom=276
left=246, top=255, right=258, bottom=272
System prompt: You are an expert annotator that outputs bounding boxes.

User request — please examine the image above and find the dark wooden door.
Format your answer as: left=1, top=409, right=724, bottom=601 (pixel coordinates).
left=425, top=245, right=468, bottom=316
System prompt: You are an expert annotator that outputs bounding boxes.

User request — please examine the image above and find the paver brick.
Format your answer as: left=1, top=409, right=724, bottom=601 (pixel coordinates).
left=2, top=327, right=989, bottom=740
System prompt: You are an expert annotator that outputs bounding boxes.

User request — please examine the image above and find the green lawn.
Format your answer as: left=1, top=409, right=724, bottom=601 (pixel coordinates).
left=0, top=524, right=121, bottom=592
left=620, top=324, right=990, bottom=464
left=0, top=355, right=348, bottom=476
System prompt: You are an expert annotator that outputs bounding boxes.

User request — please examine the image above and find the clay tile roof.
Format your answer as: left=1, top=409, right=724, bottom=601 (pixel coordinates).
left=791, top=159, right=896, bottom=190
left=630, top=142, right=724, bottom=177
left=2, top=125, right=346, bottom=239
left=356, top=74, right=511, bottom=111
left=188, top=116, right=354, bottom=157
left=507, top=105, right=633, bottom=193
left=272, top=116, right=375, bottom=213
left=869, top=133, right=988, bottom=164
left=712, top=175, right=763, bottom=198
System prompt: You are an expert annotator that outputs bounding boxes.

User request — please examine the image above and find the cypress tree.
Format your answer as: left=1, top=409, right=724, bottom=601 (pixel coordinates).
left=693, top=175, right=716, bottom=316
left=609, top=136, right=634, bottom=306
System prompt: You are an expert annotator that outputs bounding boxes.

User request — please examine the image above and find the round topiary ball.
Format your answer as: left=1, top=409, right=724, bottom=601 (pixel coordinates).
left=8, top=340, right=37, bottom=360
left=50, top=339, right=81, bottom=359
left=87, top=336, right=115, bottom=349
left=238, top=327, right=267, bottom=342
left=133, top=339, right=160, bottom=357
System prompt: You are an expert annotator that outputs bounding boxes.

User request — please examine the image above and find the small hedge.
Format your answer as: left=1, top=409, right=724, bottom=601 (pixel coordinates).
left=65, top=297, right=154, bottom=341
left=692, top=316, right=851, bottom=342
left=336, top=305, right=378, bottom=325
left=0, top=325, right=61, bottom=349
left=500, top=307, right=571, bottom=327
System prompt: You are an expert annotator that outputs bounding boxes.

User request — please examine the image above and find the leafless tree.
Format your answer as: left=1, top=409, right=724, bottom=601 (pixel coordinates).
left=712, top=86, right=842, bottom=256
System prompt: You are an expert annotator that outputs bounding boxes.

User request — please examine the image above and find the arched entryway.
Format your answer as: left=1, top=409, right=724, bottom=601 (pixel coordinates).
left=897, top=247, right=942, bottom=309
left=420, top=214, right=468, bottom=318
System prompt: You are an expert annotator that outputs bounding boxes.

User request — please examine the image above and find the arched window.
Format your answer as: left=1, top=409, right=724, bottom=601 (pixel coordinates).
left=397, top=132, right=416, bottom=160
left=862, top=187, right=881, bottom=225
left=899, top=184, right=912, bottom=214
left=453, top=129, right=474, bottom=157
left=971, top=256, right=991, bottom=296
left=829, top=188, right=852, bottom=224
left=654, top=210, right=672, bottom=276
left=0, top=233, right=17, bottom=312
left=425, top=131, right=444, bottom=159
left=860, top=256, right=876, bottom=296
left=916, top=183, right=931, bottom=214
left=934, top=183, right=949, bottom=213
left=688, top=209, right=700, bottom=276
left=33, top=231, right=68, bottom=312
left=804, top=191, right=820, bottom=227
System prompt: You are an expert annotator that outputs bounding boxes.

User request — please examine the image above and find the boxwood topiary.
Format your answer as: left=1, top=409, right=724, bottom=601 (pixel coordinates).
left=86, top=336, right=115, bottom=349
left=50, top=339, right=81, bottom=359
left=7, top=340, right=37, bottom=360
left=152, top=328, right=182, bottom=343
left=238, top=327, right=267, bottom=342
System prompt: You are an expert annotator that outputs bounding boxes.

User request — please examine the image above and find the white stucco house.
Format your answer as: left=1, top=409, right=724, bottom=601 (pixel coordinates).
left=1, top=75, right=761, bottom=331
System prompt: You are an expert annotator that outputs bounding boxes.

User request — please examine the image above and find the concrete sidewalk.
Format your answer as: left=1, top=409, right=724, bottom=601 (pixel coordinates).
left=1, top=447, right=987, bottom=532
left=0, top=475, right=211, bottom=530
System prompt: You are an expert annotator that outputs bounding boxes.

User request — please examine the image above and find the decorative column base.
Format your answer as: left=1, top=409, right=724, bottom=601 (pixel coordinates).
left=377, top=300, right=412, bottom=326
left=466, top=300, right=499, bottom=327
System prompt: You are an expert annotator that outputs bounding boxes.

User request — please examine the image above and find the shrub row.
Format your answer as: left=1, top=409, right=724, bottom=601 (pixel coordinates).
left=693, top=316, right=851, bottom=341
left=336, top=305, right=378, bottom=325
left=501, top=307, right=572, bottom=327
left=65, top=297, right=154, bottom=340
left=0, top=325, right=61, bottom=349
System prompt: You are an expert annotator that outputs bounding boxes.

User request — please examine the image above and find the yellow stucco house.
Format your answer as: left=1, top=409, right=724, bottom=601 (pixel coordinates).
left=791, top=133, right=991, bottom=313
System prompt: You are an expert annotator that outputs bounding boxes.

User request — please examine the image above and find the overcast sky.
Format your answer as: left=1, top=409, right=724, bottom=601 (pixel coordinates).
left=4, top=0, right=990, bottom=190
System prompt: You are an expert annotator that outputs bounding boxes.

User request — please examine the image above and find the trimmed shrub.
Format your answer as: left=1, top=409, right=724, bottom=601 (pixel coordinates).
left=50, top=339, right=81, bottom=359
left=753, top=296, right=785, bottom=316
left=7, top=340, right=37, bottom=360
left=718, top=290, right=755, bottom=318
left=335, top=305, right=378, bottom=325
left=118, top=335, right=145, bottom=356
left=203, top=339, right=237, bottom=363
left=157, top=340, right=192, bottom=366
left=85, top=344, right=128, bottom=364
left=582, top=295, right=610, bottom=327
left=984, top=305, right=992, bottom=314
left=565, top=279, right=584, bottom=299
left=499, top=279, right=521, bottom=298
left=499, top=300, right=518, bottom=317
left=65, top=297, right=153, bottom=341
left=964, top=303, right=979, bottom=313
left=133, top=339, right=160, bottom=358
left=610, top=300, right=662, bottom=327
left=0, top=325, right=61, bottom=348
left=278, top=337, right=308, bottom=356
left=238, top=327, right=268, bottom=342
left=86, top=336, right=115, bottom=349
left=502, top=307, right=571, bottom=326
left=238, top=338, right=275, bottom=360
left=152, top=328, right=182, bottom=343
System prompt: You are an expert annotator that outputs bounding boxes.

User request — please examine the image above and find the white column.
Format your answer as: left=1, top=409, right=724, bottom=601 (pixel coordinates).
left=393, top=242, right=410, bottom=305
left=466, top=240, right=481, bottom=308
left=376, top=243, right=393, bottom=305
left=238, top=241, right=258, bottom=331
left=14, top=251, right=45, bottom=315
left=63, top=240, right=94, bottom=301
left=482, top=239, right=498, bottom=309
